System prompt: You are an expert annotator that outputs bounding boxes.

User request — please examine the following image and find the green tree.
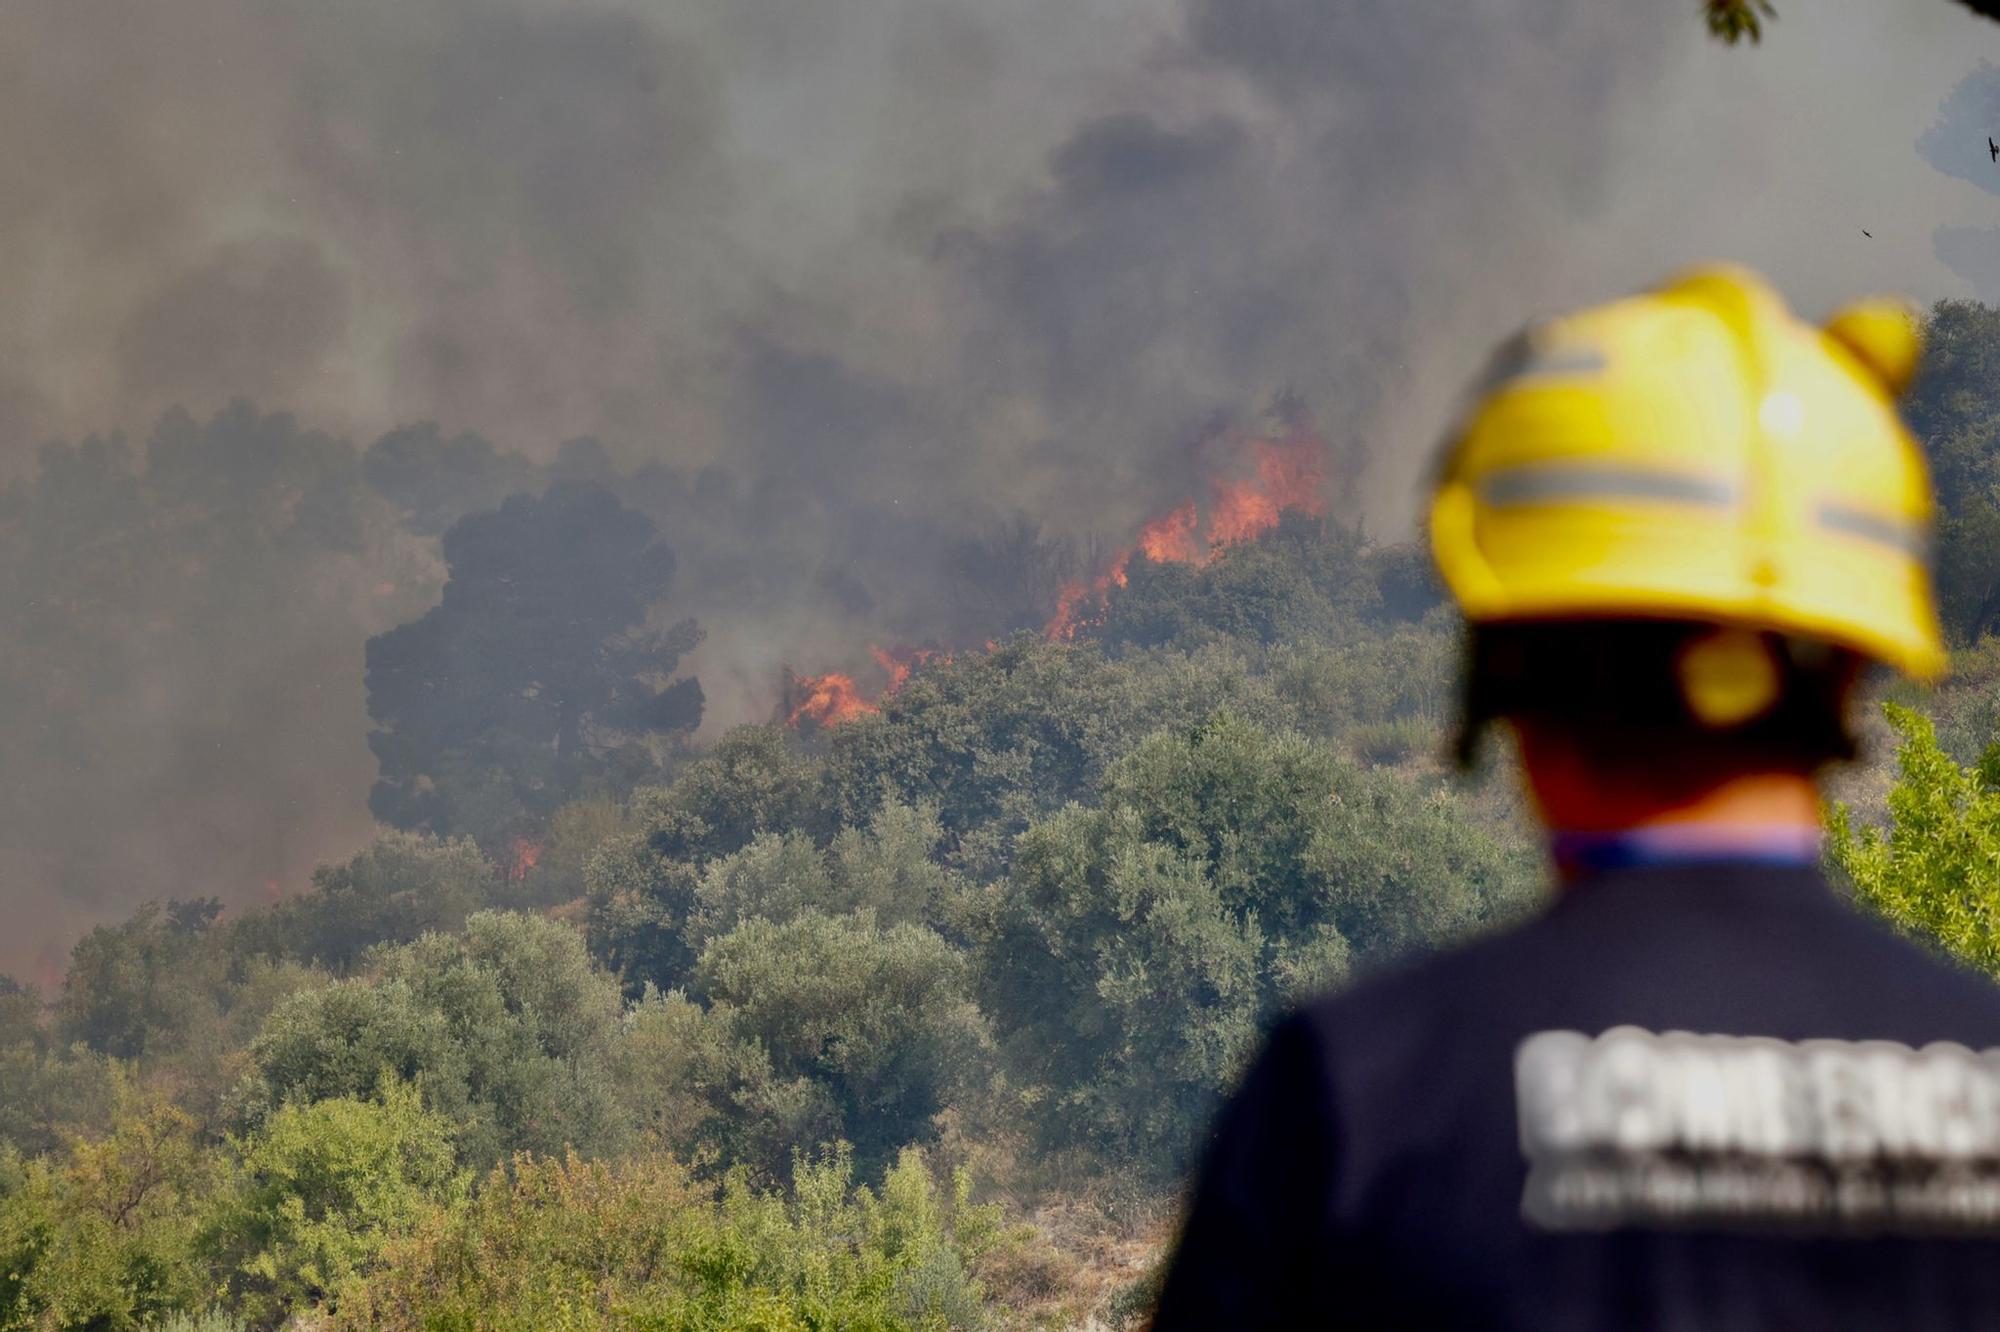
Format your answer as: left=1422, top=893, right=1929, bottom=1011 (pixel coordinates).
left=982, top=713, right=1535, bottom=1174
left=0, top=1094, right=217, bottom=1329
left=612, top=987, right=773, bottom=1168
left=242, top=912, right=628, bottom=1170
left=1265, top=610, right=1457, bottom=759
left=586, top=726, right=828, bottom=991
left=59, top=901, right=233, bottom=1061
left=0, top=976, right=42, bottom=1059
left=1094, top=514, right=1377, bottom=653
left=1724, top=0, right=2000, bottom=39
left=1705, top=0, right=1776, bottom=44
left=821, top=637, right=1140, bottom=879
left=1901, top=301, right=2000, bottom=642
left=229, top=831, right=498, bottom=973
left=1827, top=703, right=2000, bottom=978
left=48, top=898, right=324, bottom=1134
left=524, top=795, right=638, bottom=908
left=0, top=1045, right=122, bottom=1161
left=333, top=1146, right=999, bottom=1331
left=365, top=482, right=704, bottom=847
left=211, top=1077, right=462, bottom=1320
left=359, top=421, right=540, bottom=536
left=698, top=911, right=988, bottom=1177
left=687, top=803, right=971, bottom=956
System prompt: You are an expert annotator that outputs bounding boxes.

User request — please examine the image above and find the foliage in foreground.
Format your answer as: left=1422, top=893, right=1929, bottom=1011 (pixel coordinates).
left=1828, top=702, right=2000, bottom=979
left=0, top=1098, right=1005, bottom=1332
left=336, top=1147, right=1001, bottom=1331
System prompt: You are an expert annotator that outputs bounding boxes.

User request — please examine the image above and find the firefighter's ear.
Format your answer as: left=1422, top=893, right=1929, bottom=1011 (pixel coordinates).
left=1676, top=629, right=1780, bottom=729
left=1824, top=299, right=1921, bottom=398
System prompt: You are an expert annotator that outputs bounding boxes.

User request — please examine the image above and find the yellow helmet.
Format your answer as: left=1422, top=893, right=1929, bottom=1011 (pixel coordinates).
left=1430, top=265, right=1945, bottom=680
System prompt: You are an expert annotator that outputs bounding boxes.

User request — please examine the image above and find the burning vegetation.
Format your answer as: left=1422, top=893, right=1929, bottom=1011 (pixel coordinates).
left=785, top=671, right=877, bottom=729
left=505, top=837, right=544, bottom=883
left=1046, top=419, right=1328, bottom=640
left=784, top=418, right=1333, bottom=728
left=785, top=645, right=951, bottom=729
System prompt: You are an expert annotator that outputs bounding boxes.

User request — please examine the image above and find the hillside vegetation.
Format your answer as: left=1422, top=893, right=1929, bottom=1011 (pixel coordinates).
left=8, top=302, right=2000, bottom=1328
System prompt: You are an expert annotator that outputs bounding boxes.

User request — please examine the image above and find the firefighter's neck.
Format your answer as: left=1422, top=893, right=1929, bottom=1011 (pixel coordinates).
left=1514, top=724, right=1820, bottom=884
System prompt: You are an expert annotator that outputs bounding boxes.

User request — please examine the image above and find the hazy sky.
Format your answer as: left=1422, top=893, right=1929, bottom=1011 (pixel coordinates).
left=6, top=2, right=1998, bottom=525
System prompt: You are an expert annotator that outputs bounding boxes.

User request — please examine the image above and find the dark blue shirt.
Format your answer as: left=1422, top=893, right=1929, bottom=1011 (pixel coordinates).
left=1154, top=863, right=2000, bottom=1330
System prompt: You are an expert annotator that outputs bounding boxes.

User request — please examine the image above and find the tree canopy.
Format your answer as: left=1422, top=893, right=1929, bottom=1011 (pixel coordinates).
left=365, top=482, right=704, bottom=847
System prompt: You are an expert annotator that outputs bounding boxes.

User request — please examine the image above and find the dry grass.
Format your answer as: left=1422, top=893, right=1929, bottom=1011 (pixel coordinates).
left=978, top=1194, right=1171, bottom=1330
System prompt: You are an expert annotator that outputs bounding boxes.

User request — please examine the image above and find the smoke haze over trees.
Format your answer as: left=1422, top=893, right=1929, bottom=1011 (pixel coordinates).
left=12, top=349, right=2000, bottom=1318
left=2, top=2, right=2000, bottom=978
left=364, top=483, right=703, bottom=847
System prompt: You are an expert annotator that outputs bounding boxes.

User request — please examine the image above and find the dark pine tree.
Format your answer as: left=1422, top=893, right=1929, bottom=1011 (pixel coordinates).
left=366, top=482, right=703, bottom=846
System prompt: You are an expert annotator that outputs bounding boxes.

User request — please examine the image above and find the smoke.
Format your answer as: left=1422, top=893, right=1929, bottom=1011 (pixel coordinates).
left=2, top=0, right=1998, bottom=971
left=1922, top=63, right=2000, bottom=298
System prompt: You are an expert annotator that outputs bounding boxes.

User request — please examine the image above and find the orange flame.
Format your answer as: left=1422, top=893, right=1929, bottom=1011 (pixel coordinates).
left=870, top=644, right=949, bottom=695
left=1137, top=502, right=1202, bottom=564
left=506, top=837, right=543, bottom=882
left=1044, top=420, right=1329, bottom=639
left=1045, top=556, right=1130, bottom=642
left=788, top=645, right=948, bottom=729
left=1208, top=426, right=1327, bottom=545
left=787, top=672, right=878, bottom=728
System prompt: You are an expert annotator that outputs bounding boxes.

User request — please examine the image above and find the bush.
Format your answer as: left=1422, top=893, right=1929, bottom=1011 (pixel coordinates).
left=698, top=911, right=988, bottom=1177
left=229, top=831, right=497, bottom=972
left=242, top=913, right=630, bottom=1173
left=146, top=1312, right=247, bottom=1332
left=334, top=1146, right=1000, bottom=1331
left=210, top=1077, right=463, bottom=1319
left=1828, top=702, right=2000, bottom=978
left=0, top=1095, right=217, bottom=1329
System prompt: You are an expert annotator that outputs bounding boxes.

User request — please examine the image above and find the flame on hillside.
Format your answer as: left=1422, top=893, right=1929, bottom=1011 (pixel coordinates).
left=787, top=671, right=876, bottom=728
left=786, top=645, right=948, bottom=730
left=788, top=416, right=1331, bottom=720
left=506, top=837, right=543, bottom=882
left=1045, top=420, right=1329, bottom=639
left=872, top=644, right=952, bottom=695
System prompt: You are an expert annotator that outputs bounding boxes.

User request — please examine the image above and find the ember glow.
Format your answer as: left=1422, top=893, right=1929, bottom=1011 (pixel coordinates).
left=506, top=837, right=544, bottom=882
left=33, top=941, right=63, bottom=997
left=1046, top=420, right=1330, bottom=639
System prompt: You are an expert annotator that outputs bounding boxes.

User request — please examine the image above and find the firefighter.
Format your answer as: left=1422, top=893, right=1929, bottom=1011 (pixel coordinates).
left=1152, top=266, right=2000, bottom=1329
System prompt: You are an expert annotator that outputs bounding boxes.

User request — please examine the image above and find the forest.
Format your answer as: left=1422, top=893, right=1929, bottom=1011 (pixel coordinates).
left=8, top=301, right=2000, bottom=1328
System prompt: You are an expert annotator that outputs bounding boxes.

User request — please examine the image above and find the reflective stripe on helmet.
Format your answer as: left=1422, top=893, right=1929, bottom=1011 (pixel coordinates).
left=1478, top=465, right=1737, bottom=509
left=1817, top=503, right=1928, bottom=557
left=1474, top=467, right=1927, bottom=558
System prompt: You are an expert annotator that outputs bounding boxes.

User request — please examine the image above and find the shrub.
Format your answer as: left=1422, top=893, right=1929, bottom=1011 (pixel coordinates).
left=210, top=1077, right=464, bottom=1319
left=1828, top=702, right=2000, bottom=978
left=334, top=1146, right=999, bottom=1331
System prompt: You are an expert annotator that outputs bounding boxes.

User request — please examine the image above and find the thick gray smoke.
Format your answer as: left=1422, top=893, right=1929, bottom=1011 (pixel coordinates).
left=2, top=0, right=1998, bottom=972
